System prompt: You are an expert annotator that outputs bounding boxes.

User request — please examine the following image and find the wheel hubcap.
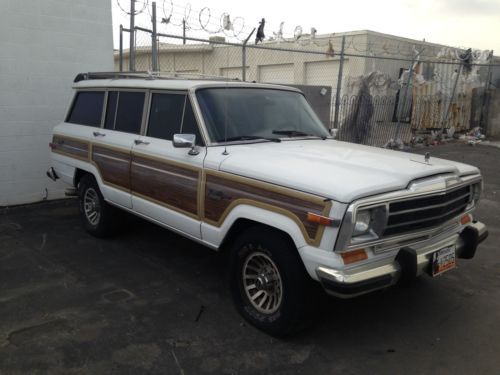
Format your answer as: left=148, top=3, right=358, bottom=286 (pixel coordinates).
left=83, top=188, right=101, bottom=225
left=243, top=250, right=283, bottom=314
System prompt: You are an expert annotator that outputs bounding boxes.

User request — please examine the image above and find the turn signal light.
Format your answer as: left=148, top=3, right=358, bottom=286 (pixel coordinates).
left=460, top=214, right=471, bottom=225
left=307, top=212, right=334, bottom=226
left=341, top=248, right=368, bottom=265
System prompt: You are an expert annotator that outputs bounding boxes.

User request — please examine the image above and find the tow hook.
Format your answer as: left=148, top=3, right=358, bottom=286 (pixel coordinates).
left=395, top=247, right=418, bottom=286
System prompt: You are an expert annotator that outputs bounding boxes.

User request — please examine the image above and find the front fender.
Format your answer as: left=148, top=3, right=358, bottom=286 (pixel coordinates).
left=201, top=203, right=309, bottom=250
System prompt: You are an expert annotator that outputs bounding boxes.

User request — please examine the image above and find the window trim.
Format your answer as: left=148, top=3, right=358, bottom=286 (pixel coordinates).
left=103, top=91, right=120, bottom=130
left=103, top=88, right=148, bottom=134
left=188, top=88, right=211, bottom=146
left=101, top=91, right=108, bottom=128
left=182, top=95, right=207, bottom=147
left=191, top=86, right=317, bottom=146
left=65, top=88, right=106, bottom=127
left=144, top=89, right=207, bottom=146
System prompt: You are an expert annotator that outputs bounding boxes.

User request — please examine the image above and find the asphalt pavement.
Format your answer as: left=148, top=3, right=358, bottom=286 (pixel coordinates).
left=0, top=142, right=499, bottom=374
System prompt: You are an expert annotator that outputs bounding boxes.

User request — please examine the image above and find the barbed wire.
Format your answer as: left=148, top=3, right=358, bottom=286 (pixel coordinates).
left=117, top=0, right=149, bottom=15
left=117, top=0, right=493, bottom=61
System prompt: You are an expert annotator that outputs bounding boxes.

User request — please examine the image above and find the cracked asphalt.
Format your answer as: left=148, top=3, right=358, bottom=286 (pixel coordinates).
left=0, top=142, right=499, bottom=374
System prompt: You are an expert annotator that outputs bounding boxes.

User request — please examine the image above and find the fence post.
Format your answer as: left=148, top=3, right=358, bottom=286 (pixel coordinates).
left=119, top=24, right=123, bottom=72
left=241, top=28, right=256, bottom=81
left=393, top=53, right=417, bottom=143
left=151, top=1, right=158, bottom=71
left=129, top=0, right=135, bottom=71
left=480, top=51, right=493, bottom=133
left=182, top=19, right=186, bottom=45
left=441, top=63, right=462, bottom=131
left=333, top=35, right=346, bottom=129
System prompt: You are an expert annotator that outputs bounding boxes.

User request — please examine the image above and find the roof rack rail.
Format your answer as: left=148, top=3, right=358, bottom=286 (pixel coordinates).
left=73, top=71, right=241, bottom=83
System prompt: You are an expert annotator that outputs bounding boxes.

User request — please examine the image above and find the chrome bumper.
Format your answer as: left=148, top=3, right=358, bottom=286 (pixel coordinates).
left=317, top=221, right=488, bottom=298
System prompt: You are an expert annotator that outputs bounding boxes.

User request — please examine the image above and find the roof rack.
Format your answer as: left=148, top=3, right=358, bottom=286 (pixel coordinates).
left=73, top=71, right=241, bottom=83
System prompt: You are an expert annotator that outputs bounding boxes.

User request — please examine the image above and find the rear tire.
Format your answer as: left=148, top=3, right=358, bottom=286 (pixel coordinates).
left=229, top=226, right=314, bottom=337
left=77, top=174, right=116, bottom=237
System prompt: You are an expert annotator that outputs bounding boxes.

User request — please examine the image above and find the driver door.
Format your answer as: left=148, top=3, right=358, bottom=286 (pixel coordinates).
left=130, top=91, right=206, bottom=239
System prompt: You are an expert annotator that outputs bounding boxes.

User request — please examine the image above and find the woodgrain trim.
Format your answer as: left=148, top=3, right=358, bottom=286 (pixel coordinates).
left=51, top=134, right=332, bottom=246
left=52, top=134, right=90, bottom=161
left=202, top=170, right=332, bottom=246
left=131, top=150, right=201, bottom=172
left=91, top=144, right=131, bottom=191
left=130, top=152, right=201, bottom=219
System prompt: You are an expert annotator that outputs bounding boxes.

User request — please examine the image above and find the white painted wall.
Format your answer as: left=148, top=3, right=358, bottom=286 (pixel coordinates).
left=0, top=0, right=113, bottom=206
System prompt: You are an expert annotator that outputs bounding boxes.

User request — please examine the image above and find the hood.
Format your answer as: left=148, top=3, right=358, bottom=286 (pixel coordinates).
left=217, top=140, right=479, bottom=203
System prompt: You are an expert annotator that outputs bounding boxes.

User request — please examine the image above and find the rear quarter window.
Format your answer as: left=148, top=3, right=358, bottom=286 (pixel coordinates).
left=66, top=91, right=104, bottom=127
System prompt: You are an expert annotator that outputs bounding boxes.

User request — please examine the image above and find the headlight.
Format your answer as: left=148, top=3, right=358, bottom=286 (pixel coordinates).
left=351, top=205, right=387, bottom=244
left=353, top=210, right=371, bottom=235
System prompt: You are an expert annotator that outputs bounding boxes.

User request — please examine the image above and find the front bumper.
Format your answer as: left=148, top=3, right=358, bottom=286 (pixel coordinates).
left=317, top=221, right=488, bottom=298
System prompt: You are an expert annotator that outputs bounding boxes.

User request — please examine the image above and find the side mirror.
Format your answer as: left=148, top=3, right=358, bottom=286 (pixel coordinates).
left=173, top=134, right=199, bottom=155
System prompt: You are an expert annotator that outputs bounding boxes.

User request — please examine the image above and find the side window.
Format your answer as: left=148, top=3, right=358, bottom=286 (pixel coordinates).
left=181, top=99, right=205, bottom=146
left=114, top=92, right=145, bottom=134
left=104, top=91, right=118, bottom=130
left=66, top=91, right=104, bottom=127
left=147, top=93, right=185, bottom=140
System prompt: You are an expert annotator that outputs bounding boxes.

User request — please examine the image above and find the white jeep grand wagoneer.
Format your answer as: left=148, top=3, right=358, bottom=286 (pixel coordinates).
left=47, top=72, right=488, bottom=336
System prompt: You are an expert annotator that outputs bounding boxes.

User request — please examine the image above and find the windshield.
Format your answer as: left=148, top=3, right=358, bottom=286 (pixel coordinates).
left=196, top=88, right=330, bottom=143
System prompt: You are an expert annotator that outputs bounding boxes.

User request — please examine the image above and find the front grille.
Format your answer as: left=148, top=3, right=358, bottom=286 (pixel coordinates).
left=383, top=185, right=472, bottom=237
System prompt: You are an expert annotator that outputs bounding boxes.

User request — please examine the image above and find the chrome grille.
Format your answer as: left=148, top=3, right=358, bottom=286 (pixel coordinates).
left=383, top=185, right=472, bottom=237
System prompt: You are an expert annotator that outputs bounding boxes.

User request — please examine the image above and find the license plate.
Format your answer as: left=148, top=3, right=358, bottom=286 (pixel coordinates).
left=431, top=245, right=456, bottom=277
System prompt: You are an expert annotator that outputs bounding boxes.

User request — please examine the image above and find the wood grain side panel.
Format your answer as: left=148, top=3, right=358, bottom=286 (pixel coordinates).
left=131, top=154, right=199, bottom=217
left=52, top=135, right=89, bottom=160
left=204, top=173, right=328, bottom=241
left=91, top=145, right=131, bottom=190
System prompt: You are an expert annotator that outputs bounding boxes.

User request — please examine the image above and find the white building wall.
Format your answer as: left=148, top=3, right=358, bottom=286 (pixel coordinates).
left=0, top=0, right=113, bottom=206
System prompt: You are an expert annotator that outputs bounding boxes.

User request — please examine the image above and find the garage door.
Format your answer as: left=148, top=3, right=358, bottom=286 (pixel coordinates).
left=305, top=60, right=347, bottom=127
left=220, top=67, right=245, bottom=80
left=305, top=60, right=341, bottom=93
left=259, top=64, right=294, bottom=84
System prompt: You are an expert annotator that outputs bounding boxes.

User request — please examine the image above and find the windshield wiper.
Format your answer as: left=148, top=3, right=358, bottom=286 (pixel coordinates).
left=220, top=135, right=281, bottom=143
left=272, top=129, right=325, bottom=139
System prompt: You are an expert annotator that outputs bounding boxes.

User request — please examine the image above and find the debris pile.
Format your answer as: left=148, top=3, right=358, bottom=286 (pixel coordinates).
left=458, top=126, right=485, bottom=145
left=407, top=126, right=486, bottom=147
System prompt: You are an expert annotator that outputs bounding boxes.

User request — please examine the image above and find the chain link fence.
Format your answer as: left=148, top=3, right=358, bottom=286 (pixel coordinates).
left=116, top=25, right=500, bottom=148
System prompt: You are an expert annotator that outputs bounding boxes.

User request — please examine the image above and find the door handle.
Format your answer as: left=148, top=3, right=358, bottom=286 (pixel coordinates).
left=134, top=139, right=150, bottom=145
left=93, top=131, right=106, bottom=137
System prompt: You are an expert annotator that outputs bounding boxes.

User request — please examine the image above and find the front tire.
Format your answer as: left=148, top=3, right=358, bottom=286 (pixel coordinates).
left=229, top=226, right=314, bottom=337
left=78, top=174, right=116, bottom=237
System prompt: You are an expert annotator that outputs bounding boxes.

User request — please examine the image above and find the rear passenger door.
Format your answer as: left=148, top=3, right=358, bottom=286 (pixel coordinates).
left=90, top=90, right=147, bottom=209
left=130, top=91, right=206, bottom=239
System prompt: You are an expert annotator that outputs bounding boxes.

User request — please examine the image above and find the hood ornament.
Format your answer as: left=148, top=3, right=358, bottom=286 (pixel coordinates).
left=425, top=152, right=431, bottom=164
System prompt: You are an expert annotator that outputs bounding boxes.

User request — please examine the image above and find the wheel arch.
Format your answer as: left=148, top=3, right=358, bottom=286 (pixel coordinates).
left=73, top=168, right=89, bottom=188
left=215, top=206, right=309, bottom=255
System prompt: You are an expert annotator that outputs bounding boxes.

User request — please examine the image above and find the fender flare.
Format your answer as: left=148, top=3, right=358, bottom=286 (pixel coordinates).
left=202, top=203, right=309, bottom=250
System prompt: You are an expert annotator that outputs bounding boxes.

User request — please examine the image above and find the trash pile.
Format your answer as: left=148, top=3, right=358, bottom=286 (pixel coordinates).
left=383, top=138, right=406, bottom=150
left=458, top=126, right=486, bottom=145
left=407, top=126, right=486, bottom=147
